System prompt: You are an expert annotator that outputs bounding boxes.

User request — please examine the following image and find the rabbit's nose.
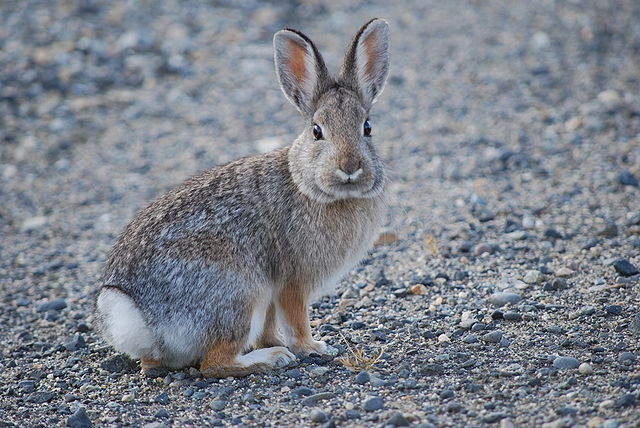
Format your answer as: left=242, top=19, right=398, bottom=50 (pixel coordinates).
left=337, top=157, right=362, bottom=176
left=336, top=167, right=363, bottom=183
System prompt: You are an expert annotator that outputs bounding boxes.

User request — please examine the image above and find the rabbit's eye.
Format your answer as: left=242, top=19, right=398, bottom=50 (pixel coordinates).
left=363, top=119, right=372, bottom=136
left=312, top=124, right=323, bottom=140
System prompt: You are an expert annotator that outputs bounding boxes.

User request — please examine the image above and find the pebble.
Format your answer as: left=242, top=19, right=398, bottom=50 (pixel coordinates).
left=155, top=409, right=169, bottom=419
left=100, top=355, right=138, bottom=374
left=292, top=387, right=314, bottom=398
left=489, top=292, right=522, bottom=307
left=612, top=259, right=639, bottom=277
left=26, top=391, right=55, bottom=403
left=121, top=394, right=135, bottom=402
left=209, top=399, right=226, bottom=411
left=308, top=366, right=330, bottom=377
left=65, top=334, right=87, bottom=351
left=503, top=312, right=522, bottom=321
left=386, top=411, right=410, bottom=426
left=460, top=311, right=476, bottom=329
left=354, top=371, right=370, bottom=385
left=19, top=380, right=36, bottom=393
left=420, top=363, right=445, bottom=376
left=67, top=407, right=92, bottom=428
left=37, top=298, right=67, bottom=312
left=618, top=352, right=636, bottom=363
left=578, top=363, right=593, bottom=374
left=614, top=393, right=636, bottom=408
left=155, top=393, right=170, bottom=405
left=463, top=335, right=479, bottom=344
left=362, top=396, right=384, bottom=411
left=618, top=170, right=639, bottom=187
left=482, top=330, right=503, bottom=343
left=483, top=412, right=506, bottom=423
left=302, top=392, right=334, bottom=406
left=555, top=267, right=574, bottom=278
left=553, top=357, right=580, bottom=369
left=523, top=270, right=542, bottom=284
left=310, top=408, right=328, bottom=423
left=410, top=284, right=428, bottom=295
left=606, top=305, right=622, bottom=315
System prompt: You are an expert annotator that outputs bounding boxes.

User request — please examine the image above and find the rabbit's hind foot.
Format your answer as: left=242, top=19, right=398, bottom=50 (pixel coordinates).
left=200, top=341, right=295, bottom=378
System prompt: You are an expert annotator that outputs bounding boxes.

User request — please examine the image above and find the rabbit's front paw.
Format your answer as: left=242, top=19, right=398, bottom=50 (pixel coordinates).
left=291, top=340, right=338, bottom=357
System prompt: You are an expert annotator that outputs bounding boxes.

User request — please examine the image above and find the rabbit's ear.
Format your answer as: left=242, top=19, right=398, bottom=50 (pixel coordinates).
left=341, top=18, right=390, bottom=107
left=274, top=29, right=329, bottom=116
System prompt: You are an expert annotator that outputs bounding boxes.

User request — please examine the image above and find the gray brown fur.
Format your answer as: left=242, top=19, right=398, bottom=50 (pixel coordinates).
left=95, top=18, right=391, bottom=373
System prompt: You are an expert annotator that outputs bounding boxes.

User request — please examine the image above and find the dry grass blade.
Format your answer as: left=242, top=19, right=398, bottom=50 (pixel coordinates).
left=425, top=234, right=439, bottom=255
left=337, top=332, right=387, bottom=372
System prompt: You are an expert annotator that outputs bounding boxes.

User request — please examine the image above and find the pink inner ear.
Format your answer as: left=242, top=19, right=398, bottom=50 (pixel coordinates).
left=363, top=31, right=380, bottom=75
left=287, top=39, right=308, bottom=83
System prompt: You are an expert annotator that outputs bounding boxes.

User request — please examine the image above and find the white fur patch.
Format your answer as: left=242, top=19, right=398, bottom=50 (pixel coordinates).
left=243, top=292, right=271, bottom=351
left=238, top=346, right=295, bottom=368
left=96, top=288, right=157, bottom=359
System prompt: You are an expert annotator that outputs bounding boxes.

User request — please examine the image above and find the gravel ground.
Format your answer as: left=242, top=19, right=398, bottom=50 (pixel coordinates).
left=1, top=1, right=640, bottom=427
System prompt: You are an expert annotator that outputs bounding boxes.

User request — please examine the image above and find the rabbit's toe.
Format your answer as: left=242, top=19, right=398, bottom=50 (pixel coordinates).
left=272, top=347, right=297, bottom=368
left=291, top=339, right=337, bottom=357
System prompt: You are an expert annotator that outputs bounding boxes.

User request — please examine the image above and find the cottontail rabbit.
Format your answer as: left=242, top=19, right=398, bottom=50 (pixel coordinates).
left=95, top=18, right=390, bottom=377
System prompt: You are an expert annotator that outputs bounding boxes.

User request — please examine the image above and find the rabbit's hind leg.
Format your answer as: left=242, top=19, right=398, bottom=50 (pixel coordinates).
left=199, top=340, right=295, bottom=378
left=255, top=303, right=286, bottom=349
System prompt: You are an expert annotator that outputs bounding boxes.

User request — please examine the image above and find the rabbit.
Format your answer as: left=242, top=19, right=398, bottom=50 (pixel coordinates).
left=94, top=18, right=390, bottom=377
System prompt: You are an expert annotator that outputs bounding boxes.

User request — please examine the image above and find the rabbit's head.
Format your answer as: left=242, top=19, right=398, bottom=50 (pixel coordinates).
left=274, top=19, right=390, bottom=203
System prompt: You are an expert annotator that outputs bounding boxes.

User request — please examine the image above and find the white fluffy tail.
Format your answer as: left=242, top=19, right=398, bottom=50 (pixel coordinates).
left=96, top=288, right=157, bottom=360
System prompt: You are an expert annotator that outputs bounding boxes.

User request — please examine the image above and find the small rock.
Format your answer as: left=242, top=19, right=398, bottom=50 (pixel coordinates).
left=555, top=407, right=577, bottom=416
left=65, top=334, right=86, bottom=352
left=19, top=380, right=36, bottom=393
left=614, top=393, right=636, bottom=408
left=603, top=420, right=620, bottom=428
left=587, top=416, right=605, bottom=428
left=121, top=394, right=135, bottom=402
left=551, top=278, right=569, bottom=290
left=410, top=284, right=428, bottom=295
left=503, top=312, right=522, bottom=321
left=420, top=363, right=444, bottom=376
left=310, top=408, right=328, bottom=423
left=482, top=330, right=503, bottom=343
left=483, top=412, right=506, bottom=423
left=618, top=352, right=636, bottom=363
left=209, top=399, right=226, bottom=411
left=302, top=392, right=334, bottom=406
left=354, top=371, right=370, bottom=385
left=26, top=391, right=55, bottom=403
left=291, top=387, right=314, bottom=398
left=362, top=396, right=384, bottom=411
left=308, top=366, right=330, bottom=377
left=553, top=357, right=580, bottom=369
left=463, top=335, right=479, bottom=344
left=612, top=259, right=639, bottom=277
left=37, top=298, right=67, bottom=312
left=598, top=223, right=618, bottom=238
left=606, top=305, right=623, bottom=315
left=473, top=243, right=493, bottom=256
left=630, top=313, right=640, bottom=334
left=618, top=170, right=639, bottom=187
left=386, top=412, right=409, bottom=426
left=489, top=292, right=522, bottom=307
left=555, top=267, right=574, bottom=278
left=523, top=270, right=542, bottom=284
left=67, top=407, right=92, bottom=428
left=155, top=393, right=170, bottom=405
left=542, top=417, right=573, bottom=428
left=155, top=409, right=169, bottom=419
left=100, top=355, right=138, bottom=374
left=544, top=229, right=563, bottom=240
left=460, top=311, right=476, bottom=329
left=438, top=334, right=450, bottom=343
left=578, top=363, right=593, bottom=374
left=439, top=389, right=455, bottom=399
